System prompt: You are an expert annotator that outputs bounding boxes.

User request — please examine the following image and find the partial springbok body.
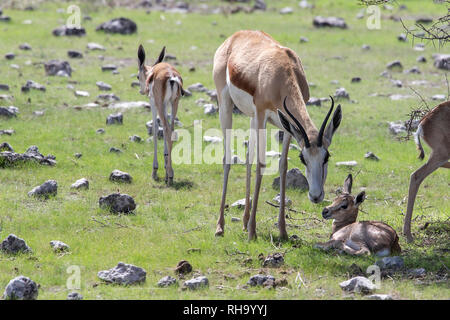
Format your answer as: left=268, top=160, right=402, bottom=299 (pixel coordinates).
left=137, top=45, right=185, bottom=185
left=315, top=174, right=401, bottom=256
left=213, top=30, right=342, bottom=240
left=404, top=101, right=450, bottom=242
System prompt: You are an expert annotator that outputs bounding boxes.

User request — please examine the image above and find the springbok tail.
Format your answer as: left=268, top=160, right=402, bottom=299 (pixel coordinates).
left=414, top=125, right=425, bottom=160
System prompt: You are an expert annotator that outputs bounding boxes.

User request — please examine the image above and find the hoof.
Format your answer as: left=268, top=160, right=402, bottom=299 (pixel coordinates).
left=166, top=177, right=174, bottom=186
left=248, top=232, right=257, bottom=241
left=152, top=170, right=158, bottom=181
left=215, top=226, right=224, bottom=237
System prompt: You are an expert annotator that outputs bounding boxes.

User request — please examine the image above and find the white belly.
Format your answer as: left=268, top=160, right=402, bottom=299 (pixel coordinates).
left=226, top=67, right=256, bottom=117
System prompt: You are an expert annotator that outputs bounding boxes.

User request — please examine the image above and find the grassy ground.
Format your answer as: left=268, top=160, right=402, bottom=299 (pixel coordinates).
left=0, top=0, right=449, bottom=300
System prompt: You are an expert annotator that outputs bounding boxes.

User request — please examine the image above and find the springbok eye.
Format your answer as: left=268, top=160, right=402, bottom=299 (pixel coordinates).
left=299, top=153, right=306, bottom=165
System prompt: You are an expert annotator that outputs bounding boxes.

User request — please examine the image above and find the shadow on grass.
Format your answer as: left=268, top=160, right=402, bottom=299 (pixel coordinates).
left=169, top=179, right=195, bottom=190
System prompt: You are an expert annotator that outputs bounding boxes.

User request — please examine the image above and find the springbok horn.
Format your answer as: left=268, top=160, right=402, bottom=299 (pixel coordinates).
left=283, top=96, right=310, bottom=148
left=317, top=96, right=335, bottom=147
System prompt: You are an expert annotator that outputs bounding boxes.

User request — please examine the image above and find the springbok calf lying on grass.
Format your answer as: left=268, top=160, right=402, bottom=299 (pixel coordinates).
left=315, top=174, right=401, bottom=256
left=404, top=100, right=450, bottom=242
left=213, top=30, right=342, bottom=240
left=137, top=45, right=184, bottom=185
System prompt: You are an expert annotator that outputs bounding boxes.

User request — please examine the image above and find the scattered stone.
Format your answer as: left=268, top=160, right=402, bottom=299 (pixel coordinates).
left=386, top=60, right=403, bottom=72
left=0, top=129, right=15, bottom=136
left=67, top=292, right=83, bottom=300
left=99, top=193, right=136, bottom=213
left=306, top=97, right=321, bottom=106
left=96, top=128, right=105, bottom=134
left=5, top=52, right=15, bottom=60
left=0, top=145, right=56, bottom=167
left=336, top=161, right=358, bottom=167
left=432, top=54, right=450, bottom=71
left=97, top=93, right=120, bottom=102
left=272, top=168, right=308, bottom=190
left=44, top=60, right=72, bottom=77
left=253, top=0, right=267, bottom=11
left=3, top=276, right=38, bottom=300
left=109, top=147, right=122, bottom=153
left=74, top=90, right=89, bottom=98
left=203, top=104, right=218, bottom=115
left=313, top=16, right=347, bottom=29
left=157, top=276, right=177, bottom=288
left=74, top=153, right=82, bottom=159
left=0, top=16, right=11, bottom=22
left=391, top=79, right=403, bottom=88
left=96, top=81, right=112, bottom=91
left=28, top=180, right=58, bottom=198
left=339, top=276, right=375, bottom=295
left=87, top=42, right=106, bottom=51
left=203, top=135, right=221, bottom=144
left=53, top=25, right=86, bottom=36
left=0, top=234, right=32, bottom=254
left=375, top=256, right=404, bottom=271
left=416, top=17, right=433, bottom=24
left=0, top=106, right=18, bottom=118
left=231, top=155, right=244, bottom=164
left=102, top=64, right=117, bottom=72
left=361, top=44, right=371, bottom=50
left=21, top=80, right=46, bottom=92
left=0, top=142, right=14, bottom=152
left=279, top=7, right=293, bottom=14
left=96, top=18, right=137, bottom=35
left=413, top=43, right=425, bottom=52
left=262, top=253, right=284, bottom=268
left=187, top=83, right=207, bottom=93
left=109, top=169, right=133, bottom=183
left=164, top=53, right=177, bottom=61
left=146, top=121, right=164, bottom=139
left=351, top=77, right=361, bottom=83
left=406, top=66, right=421, bottom=74
left=273, top=193, right=292, bottom=207
left=367, top=294, right=393, bottom=300
left=299, top=0, right=314, bottom=9
left=129, top=135, right=142, bottom=143
left=299, top=36, right=309, bottom=43
left=397, top=33, right=407, bottom=42
left=106, top=113, right=123, bottom=125
left=416, top=55, right=426, bottom=63
left=231, top=198, right=249, bottom=210
left=19, top=43, right=32, bottom=50
left=50, top=240, right=70, bottom=252
left=67, top=50, right=83, bottom=59
left=247, top=274, right=275, bottom=287
left=364, top=151, right=380, bottom=161
left=431, top=94, right=446, bottom=101
left=266, top=150, right=281, bottom=157
left=408, top=268, right=426, bottom=278
left=175, top=260, right=193, bottom=275
left=334, top=87, right=350, bottom=100
left=71, top=178, right=89, bottom=190
left=33, top=110, right=45, bottom=117
left=231, top=217, right=241, bottom=222
left=183, top=276, right=208, bottom=290
left=0, top=84, right=9, bottom=91
left=98, top=262, right=146, bottom=285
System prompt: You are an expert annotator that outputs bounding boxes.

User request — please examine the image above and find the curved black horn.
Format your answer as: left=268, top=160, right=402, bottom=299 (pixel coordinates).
left=283, top=96, right=310, bottom=148
left=317, top=96, right=335, bottom=147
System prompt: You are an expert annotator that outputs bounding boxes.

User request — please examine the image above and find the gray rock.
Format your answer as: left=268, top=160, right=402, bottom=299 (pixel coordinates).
left=109, top=169, right=133, bottom=183
left=96, top=128, right=105, bottom=134
left=339, top=276, right=375, bottom=294
left=5, top=52, right=15, bottom=60
left=272, top=168, right=308, bottom=190
left=187, top=83, right=207, bottom=93
left=0, top=129, right=15, bottom=135
left=364, top=151, right=380, bottom=161
left=248, top=274, right=275, bottom=286
left=98, top=262, right=146, bottom=285
left=406, top=66, right=421, bottom=74
left=19, top=43, right=32, bottom=51
left=21, top=80, right=46, bottom=92
left=33, top=110, right=45, bottom=117
left=273, top=193, right=292, bottom=207
left=74, top=153, right=82, bottom=159
left=0, top=106, right=19, bottom=118
left=231, top=217, right=241, bottom=222
left=99, top=193, right=136, bottom=213
left=433, top=54, right=450, bottom=71
left=408, top=268, right=426, bottom=278
left=0, top=142, right=14, bottom=152
left=183, top=276, right=209, bottom=290
left=362, top=44, right=371, bottom=50
left=101, top=64, right=117, bottom=72
left=336, top=161, right=358, bottom=167
left=146, top=121, right=164, bottom=139
left=67, top=292, right=83, bottom=300
left=313, top=16, right=347, bottom=29
left=97, top=93, right=120, bottom=102
left=280, top=7, right=293, bottom=14
left=417, top=55, right=427, bottom=63
left=299, top=36, right=309, bottom=43
left=129, top=135, right=142, bottom=143
left=391, top=80, right=403, bottom=88
left=3, top=276, right=38, bottom=300
left=96, top=18, right=137, bottom=35
left=431, top=94, right=446, bottom=101
left=0, top=234, right=32, bottom=254
left=334, top=87, right=350, bottom=100
left=386, top=60, right=403, bottom=71
left=204, top=104, right=218, bottom=115
left=157, top=276, right=177, bottom=287
left=306, top=97, right=321, bottom=106
left=50, top=240, right=70, bottom=252
left=367, top=294, right=393, bottom=300
left=262, top=253, right=285, bottom=268
left=231, top=198, right=249, bottom=210
left=0, top=84, right=9, bottom=91
left=299, top=0, right=314, bottom=9
left=376, top=256, right=404, bottom=270
left=53, top=25, right=86, bottom=36
left=231, top=155, right=244, bottom=164
left=87, top=42, right=106, bottom=51
left=351, top=77, right=361, bottom=83
left=71, top=178, right=89, bottom=190
left=106, top=113, right=123, bottom=125
left=254, top=0, right=267, bottom=11
left=67, top=50, right=83, bottom=59
left=28, top=180, right=58, bottom=198
left=0, top=145, right=56, bottom=167
left=109, top=147, right=122, bottom=153
left=397, top=33, right=407, bottom=42
left=96, top=81, right=112, bottom=91
left=0, top=16, right=11, bottom=22
left=44, top=60, right=72, bottom=77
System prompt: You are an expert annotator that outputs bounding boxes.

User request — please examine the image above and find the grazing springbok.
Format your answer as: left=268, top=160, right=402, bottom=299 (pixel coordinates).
left=404, top=100, right=450, bottom=242
left=213, top=30, right=342, bottom=240
left=315, top=174, right=401, bottom=256
left=137, top=45, right=184, bottom=185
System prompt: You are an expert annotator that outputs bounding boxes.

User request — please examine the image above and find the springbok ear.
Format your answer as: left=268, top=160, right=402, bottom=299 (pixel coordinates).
left=154, top=46, right=166, bottom=66
left=343, top=174, right=352, bottom=194
left=323, top=104, right=342, bottom=146
left=355, top=191, right=366, bottom=207
left=278, top=110, right=309, bottom=148
left=138, top=44, right=145, bottom=69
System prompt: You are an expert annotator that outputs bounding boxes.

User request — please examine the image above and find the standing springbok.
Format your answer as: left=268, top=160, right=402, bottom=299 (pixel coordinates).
left=404, top=100, right=450, bottom=242
left=213, top=30, right=342, bottom=240
left=137, top=45, right=184, bottom=185
left=315, top=174, right=401, bottom=256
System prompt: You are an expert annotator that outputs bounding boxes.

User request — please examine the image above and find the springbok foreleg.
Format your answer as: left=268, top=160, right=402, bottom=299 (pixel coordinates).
left=243, top=117, right=256, bottom=231
left=151, top=103, right=159, bottom=181
left=248, top=115, right=266, bottom=241
left=216, top=87, right=233, bottom=237
left=404, top=152, right=448, bottom=242
left=278, top=132, right=291, bottom=240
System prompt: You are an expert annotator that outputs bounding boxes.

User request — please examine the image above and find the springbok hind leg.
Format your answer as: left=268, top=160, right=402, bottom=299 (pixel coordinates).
left=243, top=117, right=256, bottom=231
left=404, top=152, right=448, bottom=242
left=151, top=103, right=159, bottom=181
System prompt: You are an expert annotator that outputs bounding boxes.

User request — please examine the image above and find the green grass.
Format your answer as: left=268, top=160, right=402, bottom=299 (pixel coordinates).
left=0, top=0, right=449, bottom=300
